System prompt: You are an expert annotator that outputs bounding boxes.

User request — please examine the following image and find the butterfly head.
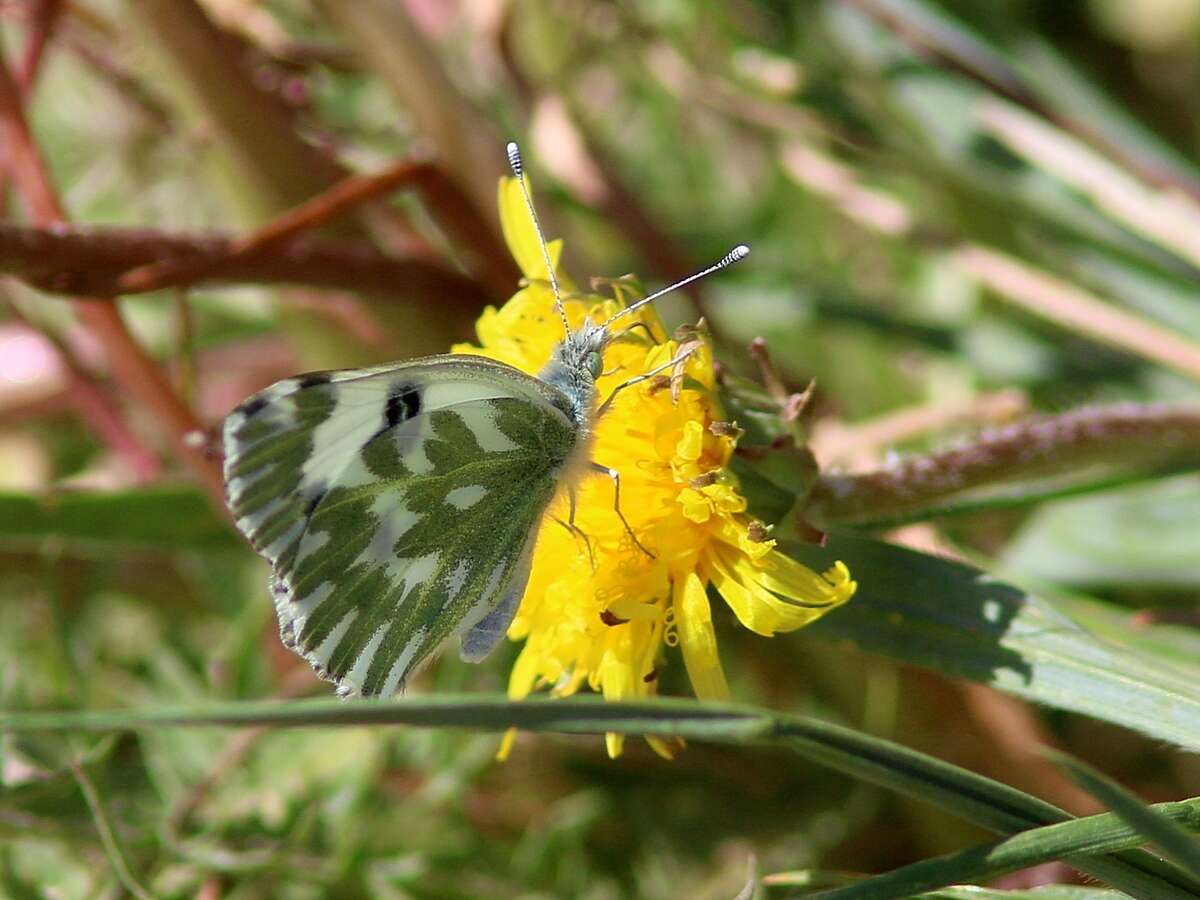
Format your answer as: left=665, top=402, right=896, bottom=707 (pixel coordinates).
left=506, top=141, right=748, bottom=424
left=539, top=316, right=611, bottom=425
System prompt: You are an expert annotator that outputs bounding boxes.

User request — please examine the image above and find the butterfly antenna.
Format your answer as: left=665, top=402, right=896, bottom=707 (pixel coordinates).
left=603, top=244, right=750, bottom=327
left=506, top=141, right=572, bottom=337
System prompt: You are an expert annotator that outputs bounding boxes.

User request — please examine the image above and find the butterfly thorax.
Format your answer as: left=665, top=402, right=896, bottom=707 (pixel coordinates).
left=537, top=318, right=608, bottom=428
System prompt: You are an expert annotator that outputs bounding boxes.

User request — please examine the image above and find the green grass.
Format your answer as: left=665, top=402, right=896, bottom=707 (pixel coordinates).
left=2, top=0, right=1200, bottom=897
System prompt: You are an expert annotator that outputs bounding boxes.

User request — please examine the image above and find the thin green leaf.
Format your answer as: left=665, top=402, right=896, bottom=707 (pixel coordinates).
left=1, top=695, right=1197, bottom=899
left=925, top=889, right=1126, bottom=899
left=1017, top=39, right=1200, bottom=196
left=769, top=869, right=1125, bottom=898
left=1053, top=753, right=1200, bottom=878
left=71, top=761, right=155, bottom=900
left=797, top=534, right=1200, bottom=751
left=1044, top=590, right=1200, bottom=679
left=0, top=488, right=238, bottom=554
left=1002, top=477, right=1200, bottom=589
left=797, top=797, right=1200, bottom=899
left=824, top=2, right=1179, bottom=274
left=836, top=0, right=1200, bottom=213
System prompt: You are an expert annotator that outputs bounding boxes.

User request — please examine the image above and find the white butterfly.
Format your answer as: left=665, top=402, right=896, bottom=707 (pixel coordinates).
left=222, top=143, right=748, bottom=697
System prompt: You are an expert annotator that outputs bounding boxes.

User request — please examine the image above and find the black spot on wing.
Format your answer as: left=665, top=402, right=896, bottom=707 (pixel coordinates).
left=237, top=395, right=268, bottom=417
left=298, top=372, right=333, bottom=389
left=384, top=384, right=422, bottom=429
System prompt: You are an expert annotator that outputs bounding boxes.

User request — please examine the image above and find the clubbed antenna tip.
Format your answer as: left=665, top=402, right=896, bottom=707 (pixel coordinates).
left=504, top=141, right=570, bottom=335
left=726, top=244, right=750, bottom=265
left=603, top=243, right=753, bottom=326
left=506, top=141, right=523, bottom=177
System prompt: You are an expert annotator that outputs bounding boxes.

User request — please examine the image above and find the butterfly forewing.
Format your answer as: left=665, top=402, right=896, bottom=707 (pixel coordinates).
left=224, top=356, right=577, bottom=696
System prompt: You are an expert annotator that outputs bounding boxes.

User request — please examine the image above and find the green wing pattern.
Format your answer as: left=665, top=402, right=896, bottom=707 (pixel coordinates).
left=223, top=357, right=578, bottom=696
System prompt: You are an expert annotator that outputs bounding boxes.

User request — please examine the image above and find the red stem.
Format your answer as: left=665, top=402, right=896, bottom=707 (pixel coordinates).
left=0, top=42, right=225, bottom=505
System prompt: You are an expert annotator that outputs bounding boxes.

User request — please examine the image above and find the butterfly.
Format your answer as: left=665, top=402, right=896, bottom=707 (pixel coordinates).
left=222, top=142, right=748, bottom=697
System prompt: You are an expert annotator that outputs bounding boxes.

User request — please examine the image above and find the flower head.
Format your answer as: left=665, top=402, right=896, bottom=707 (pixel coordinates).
left=455, top=176, right=856, bottom=757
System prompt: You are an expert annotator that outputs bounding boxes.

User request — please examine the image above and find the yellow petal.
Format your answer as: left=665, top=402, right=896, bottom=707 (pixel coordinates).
left=506, top=645, right=542, bottom=700
left=707, top=546, right=853, bottom=636
left=496, top=727, right=517, bottom=761
left=678, top=487, right=712, bottom=524
left=646, top=735, right=685, bottom=759
left=676, top=420, right=705, bottom=462
left=498, top=175, right=564, bottom=282
left=707, top=483, right=747, bottom=516
left=672, top=570, right=731, bottom=701
left=607, top=597, right=663, bottom=622
left=606, top=732, right=625, bottom=758
left=756, top=556, right=857, bottom=609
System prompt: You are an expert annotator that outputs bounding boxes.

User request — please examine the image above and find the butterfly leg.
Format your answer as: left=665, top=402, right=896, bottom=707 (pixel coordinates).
left=590, top=462, right=655, bottom=559
left=596, top=347, right=697, bottom=418
left=552, top=485, right=596, bottom=567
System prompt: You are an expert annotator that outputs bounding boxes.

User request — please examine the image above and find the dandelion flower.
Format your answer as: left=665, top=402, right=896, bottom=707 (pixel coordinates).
left=454, top=176, right=856, bottom=758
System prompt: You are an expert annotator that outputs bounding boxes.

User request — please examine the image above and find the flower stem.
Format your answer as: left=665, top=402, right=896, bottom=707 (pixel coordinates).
left=807, top=403, right=1200, bottom=528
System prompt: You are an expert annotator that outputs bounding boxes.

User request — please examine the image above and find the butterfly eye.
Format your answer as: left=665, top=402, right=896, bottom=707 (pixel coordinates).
left=586, top=351, right=604, bottom=378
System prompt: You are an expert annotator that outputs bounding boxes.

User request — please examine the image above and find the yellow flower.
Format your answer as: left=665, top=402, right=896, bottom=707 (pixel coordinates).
left=454, top=176, right=856, bottom=758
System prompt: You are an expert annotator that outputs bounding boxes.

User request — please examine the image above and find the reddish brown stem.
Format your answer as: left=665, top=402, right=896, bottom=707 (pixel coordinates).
left=0, top=45, right=225, bottom=505
left=110, top=157, right=509, bottom=299
left=15, top=0, right=65, bottom=94
left=0, top=223, right=490, bottom=306
left=0, top=0, right=62, bottom=203
left=807, top=403, right=1200, bottom=528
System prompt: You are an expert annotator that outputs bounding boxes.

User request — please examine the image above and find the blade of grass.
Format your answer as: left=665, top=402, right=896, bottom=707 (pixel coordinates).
left=71, top=761, right=155, bottom=900
left=766, top=867, right=1124, bottom=898
left=957, top=246, right=1200, bottom=383
left=3, top=695, right=1198, bottom=899
left=848, top=0, right=1200, bottom=198
left=1053, top=753, right=1200, bottom=878
left=771, top=716, right=1200, bottom=899
left=0, top=487, right=239, bottom=554
left=797, top=798, right=1200, bottom=898
left=925, top=889, right=1125, bottom=899
left=796, top=534, right=1200, bottom=752
left=975, top=99, right=1200, bottom=272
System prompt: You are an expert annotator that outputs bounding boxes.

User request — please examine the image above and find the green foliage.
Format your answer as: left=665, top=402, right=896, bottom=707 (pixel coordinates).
left=4, top=0, right=1200, bottom=897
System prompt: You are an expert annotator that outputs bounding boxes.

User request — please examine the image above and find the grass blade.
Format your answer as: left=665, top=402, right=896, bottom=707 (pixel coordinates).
left=924, top=889, right=1125, bottom=899
left=797, top=534, right=1200, bottom=751
left=3, top=695, right=1199, bottom=899
left=71, top=761, right=155, bottom=900
left=0, top=488, right=239, bottom=554
left=796, top=798, right=1200, bottom=898
left=1054, top=753, right=1200, bottom=878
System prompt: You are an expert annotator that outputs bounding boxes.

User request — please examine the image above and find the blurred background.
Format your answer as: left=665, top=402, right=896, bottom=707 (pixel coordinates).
left=2, top=0, right=1200, bottom=897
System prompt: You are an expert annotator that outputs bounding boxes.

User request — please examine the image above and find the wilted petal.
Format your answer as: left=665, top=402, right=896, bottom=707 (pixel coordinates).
left=707, top=545, right=854, bottom=636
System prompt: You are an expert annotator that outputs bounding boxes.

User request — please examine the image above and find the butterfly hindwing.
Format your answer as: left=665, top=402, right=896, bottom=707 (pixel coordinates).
left=224, top=356, right=578, bottom=696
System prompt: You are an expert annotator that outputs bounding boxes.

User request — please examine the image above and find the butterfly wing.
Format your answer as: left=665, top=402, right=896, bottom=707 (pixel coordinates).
left=223, top=355, right=578, bottom=696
